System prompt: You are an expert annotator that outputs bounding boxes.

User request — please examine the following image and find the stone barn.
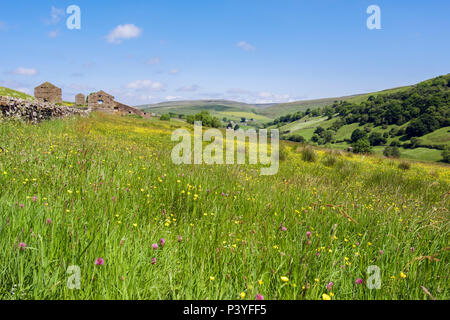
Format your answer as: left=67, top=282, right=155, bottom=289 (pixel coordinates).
left=34, top=82, right=62, bottom=103
left=88, top=90, right=116, bottom=109
left=75, top=93, right=86, bottom=106
left=87, top=90, right=149, bottom=118
left=114, top=102, right=149, bottom=118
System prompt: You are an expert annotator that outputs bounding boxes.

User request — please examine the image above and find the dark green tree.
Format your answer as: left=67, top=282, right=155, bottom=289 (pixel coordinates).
left=383, top=146, right=401, bottom=158
left=351, top=129, right=367, bottom=143
left=442, top=146, right=450, bottom=163
left=160, top=114, right=170, bottom=121
left=352, top=138, right=372, bottom=154
left=369, top=132, right=387, bottom=146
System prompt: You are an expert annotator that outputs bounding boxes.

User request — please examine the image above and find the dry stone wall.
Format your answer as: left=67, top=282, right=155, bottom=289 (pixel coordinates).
left=0, top=96, right=90, bottom=123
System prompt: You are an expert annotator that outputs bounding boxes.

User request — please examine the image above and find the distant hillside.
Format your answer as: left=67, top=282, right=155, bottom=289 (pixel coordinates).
left=260, top=86, right=413, bottom=118
left=272, top=74, right=450, bottom=163
left=0, top=87, right=34, bottom=100
left=138, top=99, right=274, bottom=109
left=138, top=99, right=265, bottom=113
left=138, top=97, right=359, bottom=121
left=137, top=85, right=416, bottom=122
left=138, top=100, right=274, bottom=124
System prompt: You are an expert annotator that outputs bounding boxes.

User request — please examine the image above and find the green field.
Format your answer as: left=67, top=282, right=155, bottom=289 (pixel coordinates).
left=390, top=147, right=445, bottom=162
left=421, top=127, right=450, bottom=145
left=0, top=113, right=449, bottom=300
left=0, top=87, right=34, bottom=100
left=277, top=115, right=449, bottom=162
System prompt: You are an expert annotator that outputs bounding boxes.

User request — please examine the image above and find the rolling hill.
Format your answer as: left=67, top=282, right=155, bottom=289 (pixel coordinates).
left=272, top=74, right=449, bottom=162
left=0, top=87, right=34, bottom=100
left=260, top=86, right=413, bottom=118
left=137, top=100, right=275, bottom=125
left=137, top=85, right=416, bottom=122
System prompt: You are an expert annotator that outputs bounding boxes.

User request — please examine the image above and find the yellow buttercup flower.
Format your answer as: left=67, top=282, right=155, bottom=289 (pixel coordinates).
left=240, top=292, right=246, bottom=299
left=280, top=276, right=289, bottom=282
left=400, top=272, right=407, bottom=279
left=322, top=293, right=331, bottom=300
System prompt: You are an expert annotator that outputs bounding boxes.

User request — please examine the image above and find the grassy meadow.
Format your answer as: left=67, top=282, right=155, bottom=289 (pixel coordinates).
left=0, top=113, right=449, bottom=300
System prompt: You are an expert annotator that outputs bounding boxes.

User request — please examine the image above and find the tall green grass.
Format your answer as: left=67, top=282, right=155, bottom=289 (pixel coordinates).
left=0, top=113, right=448, bottom=300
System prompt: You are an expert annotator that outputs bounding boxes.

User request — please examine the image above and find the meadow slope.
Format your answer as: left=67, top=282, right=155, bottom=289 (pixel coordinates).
left=0, top=113, right=448, bottom=300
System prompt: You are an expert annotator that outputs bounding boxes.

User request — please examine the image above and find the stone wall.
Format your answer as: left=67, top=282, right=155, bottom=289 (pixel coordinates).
left=0, top=96, right=90, bottom=123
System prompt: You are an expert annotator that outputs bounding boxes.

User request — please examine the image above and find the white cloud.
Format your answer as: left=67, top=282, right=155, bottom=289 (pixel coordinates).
left=168, top=68, right=180, bottom=75
left=126, top=80, right=165, bottom=91
left=237, top=41, right=255, bottom=51
left=13, top=87, right=31, bottom=95
left=47, top=6, right=64, bottom=25
left=106, top=24, right=142, bottom=44
left=48, top=30, right=58, bottom=38
left=166, top=96, right=183, bottom=101
left=11, top=67, right=38, bottom=76
left=225, top=88, right=293, bottom=104
left=108, top=88, right=150, bottom=103
left=177, top=85, right=200, bottom=92
left=255, top=92, right=290, bottom=103
left=148, top=57, right=161, bottom=65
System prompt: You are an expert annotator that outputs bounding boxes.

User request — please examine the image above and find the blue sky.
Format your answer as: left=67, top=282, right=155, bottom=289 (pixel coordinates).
left=1, top=0, right=449, bottom=105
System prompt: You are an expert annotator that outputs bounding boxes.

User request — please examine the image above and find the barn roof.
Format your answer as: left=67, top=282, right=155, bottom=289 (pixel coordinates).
left=36, top=82, right=59, bottom=89
left=96, top=90, right=114, bottom=97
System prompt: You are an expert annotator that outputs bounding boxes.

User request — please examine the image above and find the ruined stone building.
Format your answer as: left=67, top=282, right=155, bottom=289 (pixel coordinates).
left=34, top=82, right=62, bottom=103
left=114, top=102, right=149, bottom=118
left=32, top=83, right=150, bottom=118
left=75, top=93, right=86, bottom=106
left=87, top=90, right=116, bottom=109
left=87, top=90, right=149, bottom=118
